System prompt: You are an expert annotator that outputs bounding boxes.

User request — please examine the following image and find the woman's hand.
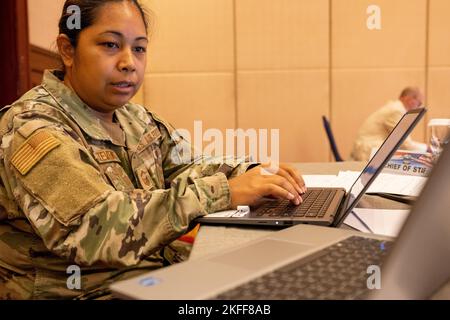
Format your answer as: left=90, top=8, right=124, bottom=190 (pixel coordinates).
left=228, top=163, right=307, bottom=209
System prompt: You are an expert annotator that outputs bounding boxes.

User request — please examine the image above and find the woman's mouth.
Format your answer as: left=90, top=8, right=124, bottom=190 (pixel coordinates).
left=110, top=81, right=136, bottom=94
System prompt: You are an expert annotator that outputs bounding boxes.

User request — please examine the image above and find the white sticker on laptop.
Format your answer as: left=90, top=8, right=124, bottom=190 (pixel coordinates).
left=139, top=277, right=162, bottom=287
left=207, top=206, right=250, bottom=218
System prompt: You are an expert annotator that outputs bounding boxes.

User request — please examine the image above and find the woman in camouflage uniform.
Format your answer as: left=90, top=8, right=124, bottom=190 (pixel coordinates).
left=0, top=0, right=306, bottom=299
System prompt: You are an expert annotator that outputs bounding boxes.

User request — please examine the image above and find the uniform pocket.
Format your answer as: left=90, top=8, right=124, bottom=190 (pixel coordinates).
left=91, top=146, right=135, bottom=192
left=104, top=163, right=135, bottom=192
left=138, top=144, right=165, bottom=190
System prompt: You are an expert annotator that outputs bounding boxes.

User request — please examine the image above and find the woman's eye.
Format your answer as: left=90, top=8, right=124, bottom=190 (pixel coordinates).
left=134, top=46, right=147, bottom=53
left=101, top=42, right=119, bottom=49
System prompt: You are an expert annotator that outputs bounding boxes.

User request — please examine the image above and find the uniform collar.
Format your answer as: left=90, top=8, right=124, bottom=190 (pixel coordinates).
left=41, top=70, right=127, bottom=144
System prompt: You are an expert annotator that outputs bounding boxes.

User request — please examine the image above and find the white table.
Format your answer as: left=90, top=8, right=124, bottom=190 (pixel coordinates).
left=190, top=162, right=410, bottom=260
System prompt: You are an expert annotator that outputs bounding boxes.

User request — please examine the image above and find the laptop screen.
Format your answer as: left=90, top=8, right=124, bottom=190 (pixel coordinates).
left=334, top=108, right=426, bottom=226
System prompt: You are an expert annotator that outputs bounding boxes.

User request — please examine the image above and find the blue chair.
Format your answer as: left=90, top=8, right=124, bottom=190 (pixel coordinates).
left=322, top=116, right=343, bottom=162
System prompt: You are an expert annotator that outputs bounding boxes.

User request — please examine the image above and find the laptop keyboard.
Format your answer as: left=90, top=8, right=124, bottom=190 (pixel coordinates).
left=213, top=236, right=393, bottom=300
left=253, top=188, right=339, bottom=218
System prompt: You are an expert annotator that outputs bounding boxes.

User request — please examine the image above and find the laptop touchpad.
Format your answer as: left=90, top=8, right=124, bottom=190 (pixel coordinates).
left=210, top=239, right=313, bottom=271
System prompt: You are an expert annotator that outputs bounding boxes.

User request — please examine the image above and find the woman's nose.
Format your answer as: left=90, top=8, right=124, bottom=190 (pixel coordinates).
left=118, top=49, right=136, bottom=72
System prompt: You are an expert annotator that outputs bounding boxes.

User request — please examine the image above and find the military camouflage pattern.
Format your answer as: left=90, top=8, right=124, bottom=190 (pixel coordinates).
left=0, top=70, right=255, bottom=299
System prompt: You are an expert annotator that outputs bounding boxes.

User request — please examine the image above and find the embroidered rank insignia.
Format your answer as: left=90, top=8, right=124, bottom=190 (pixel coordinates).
left=136, top=165, right=155, bottom=191
left=11, top=131, right=61, bottom=175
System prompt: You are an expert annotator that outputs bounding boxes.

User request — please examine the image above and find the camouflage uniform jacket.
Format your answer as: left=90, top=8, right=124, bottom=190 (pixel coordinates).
left=0, top=70, right=254, bottom=299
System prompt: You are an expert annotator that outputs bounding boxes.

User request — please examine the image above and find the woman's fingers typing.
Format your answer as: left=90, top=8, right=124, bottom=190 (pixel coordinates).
left=272, top=167, right=303, bottom=195
left=264, top=175, right=302, bottom=205
left=280, top=164, right=307, bottom=194
left=228, top=162, right=306, bottom=208
left=262, top=184, right=298, bottom=203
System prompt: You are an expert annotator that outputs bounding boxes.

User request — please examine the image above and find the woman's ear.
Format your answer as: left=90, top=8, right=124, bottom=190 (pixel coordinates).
left=57, top=34, right=75, bottom=70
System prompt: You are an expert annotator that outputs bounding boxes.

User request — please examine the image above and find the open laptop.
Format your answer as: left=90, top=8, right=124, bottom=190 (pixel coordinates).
left=110, top=142, right=450, bottom=300
left=197, top=108, right=426, bottom=228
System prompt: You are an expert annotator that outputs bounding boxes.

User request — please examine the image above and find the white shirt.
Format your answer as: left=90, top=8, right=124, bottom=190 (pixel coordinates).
left=350, top=100, right=427, bottom=161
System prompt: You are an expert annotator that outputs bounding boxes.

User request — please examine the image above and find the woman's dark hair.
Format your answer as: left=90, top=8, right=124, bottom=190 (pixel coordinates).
left=58, top=0, right=150, bottom=48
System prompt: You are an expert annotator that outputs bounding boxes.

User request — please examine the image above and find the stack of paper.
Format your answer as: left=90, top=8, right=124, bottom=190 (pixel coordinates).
left=344, top=208, right=410, bottom=237
left=303, top=171, right=427, bottom=197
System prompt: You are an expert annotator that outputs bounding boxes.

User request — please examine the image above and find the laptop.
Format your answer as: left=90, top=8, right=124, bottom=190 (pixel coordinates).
left=197, top=108, right=426, bottom=228
left=110, top=142, right=450, bottom=300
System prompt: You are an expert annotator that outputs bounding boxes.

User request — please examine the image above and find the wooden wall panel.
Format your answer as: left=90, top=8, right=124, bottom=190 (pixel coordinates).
left=138, top=0, right=448, bottom=162
left=29, top=45, right=60, bottom=87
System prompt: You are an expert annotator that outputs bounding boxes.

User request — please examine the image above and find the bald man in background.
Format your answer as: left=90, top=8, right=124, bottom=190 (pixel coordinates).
left=350, top=87, right=428, bottom=161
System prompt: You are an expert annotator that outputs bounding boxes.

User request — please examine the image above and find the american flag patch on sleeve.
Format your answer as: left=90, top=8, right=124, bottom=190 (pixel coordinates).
left=11, top=130, right=61, bottom=175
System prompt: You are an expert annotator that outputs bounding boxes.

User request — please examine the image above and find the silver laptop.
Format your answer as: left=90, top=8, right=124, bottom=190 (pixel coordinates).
left=110, top=142, right=450, bottom=300
left=197, top=108, right=426, bottom=228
